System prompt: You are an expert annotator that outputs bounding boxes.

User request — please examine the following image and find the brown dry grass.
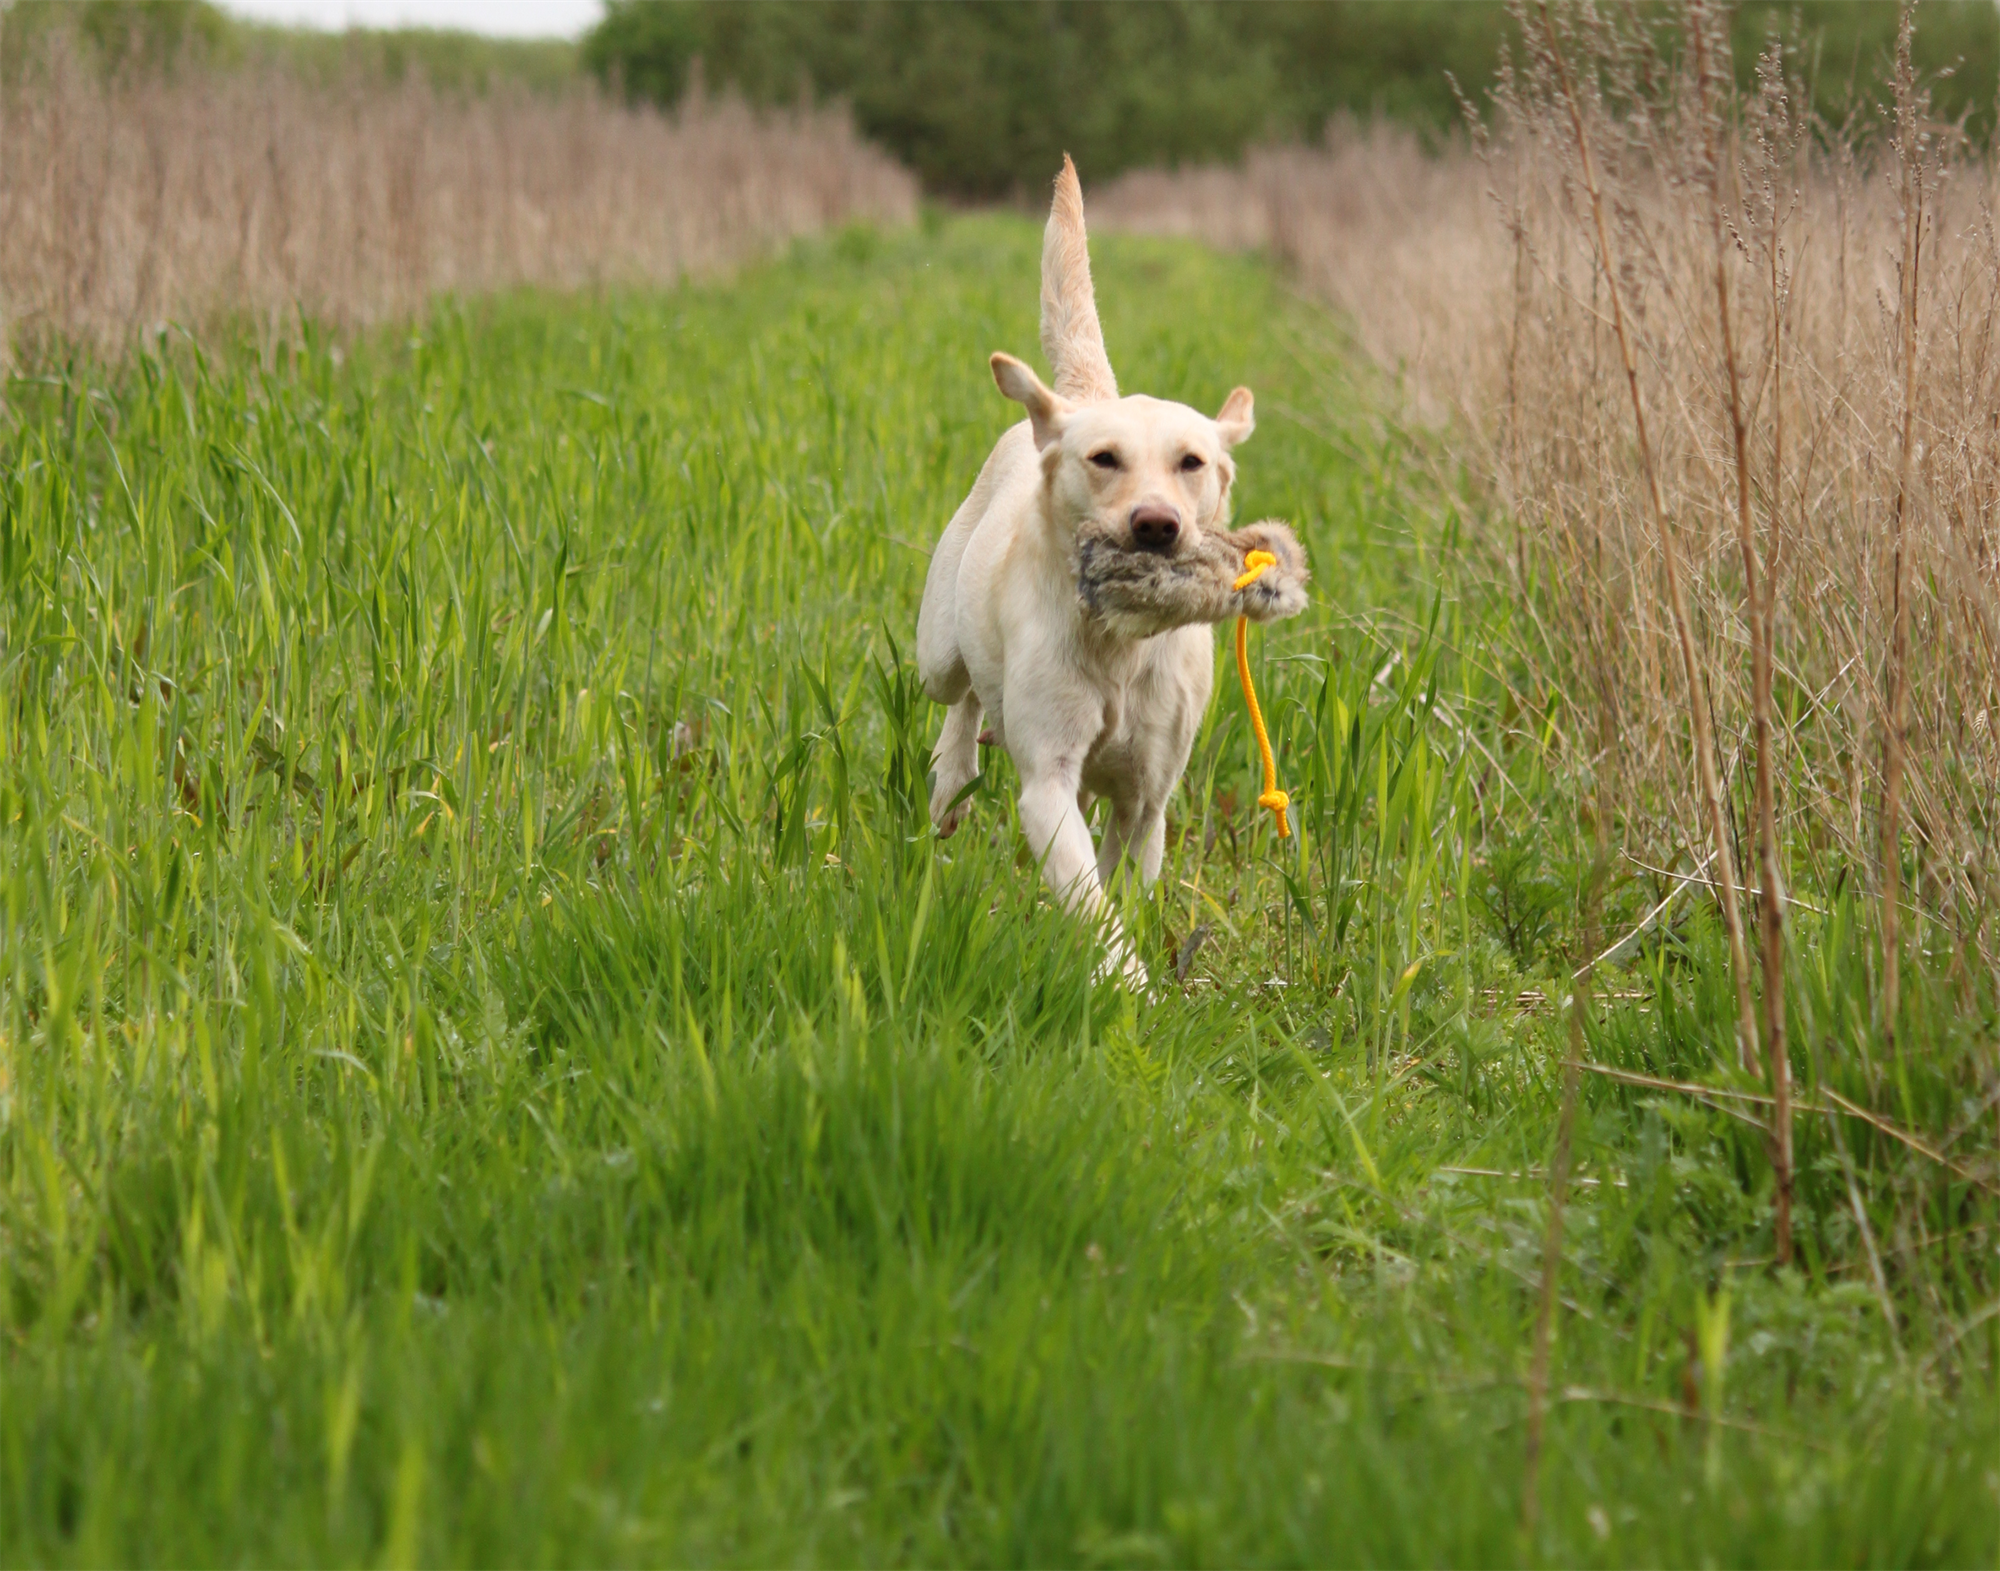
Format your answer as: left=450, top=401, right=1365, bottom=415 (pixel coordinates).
left=0, top=32, right=917, bottom=366
left=1097, top=14, right=2000, bottom=964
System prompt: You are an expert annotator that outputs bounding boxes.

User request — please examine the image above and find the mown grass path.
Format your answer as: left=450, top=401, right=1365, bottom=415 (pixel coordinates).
left=3, top=219, right=1993, bottom=1566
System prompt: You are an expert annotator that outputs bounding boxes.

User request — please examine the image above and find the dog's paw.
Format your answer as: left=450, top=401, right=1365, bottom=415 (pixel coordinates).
left=1091, top=939, right=1154, bottom=992
left=1231, top=520, right=1310, bottom=623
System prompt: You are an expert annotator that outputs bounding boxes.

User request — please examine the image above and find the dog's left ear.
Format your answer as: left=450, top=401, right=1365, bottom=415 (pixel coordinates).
left=1214, top=387, right=1255, bottom=448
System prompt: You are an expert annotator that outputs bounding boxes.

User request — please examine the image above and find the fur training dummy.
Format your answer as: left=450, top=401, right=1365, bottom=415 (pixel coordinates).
left=1075, top=518, right=1309, bottom=641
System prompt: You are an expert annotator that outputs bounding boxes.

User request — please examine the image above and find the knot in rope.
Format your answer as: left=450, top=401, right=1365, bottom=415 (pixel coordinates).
left=1233, top=549, right=1278, bottom=591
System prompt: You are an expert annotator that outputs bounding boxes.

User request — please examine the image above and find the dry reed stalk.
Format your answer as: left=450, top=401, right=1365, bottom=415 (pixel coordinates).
left=1521, top=966, right=1584, bottom=1539
left=1750, top=35, right=1807, bottom=1248
left=1532, top=0, right=1760, bottom=1076
left=1100, top=124, right=1506, bottom=430
left=1690, top=1, right=1792, bottom=1262
left=1522, top=624, right=1614, bottom=1537
left=1098, top=6, right=2000, bottom=1269
left=0, top=32, right=917, bottom=364
left=1096, top=10, right=2000, bottom=984
left=1881, top=6, right=1926, bottom=1062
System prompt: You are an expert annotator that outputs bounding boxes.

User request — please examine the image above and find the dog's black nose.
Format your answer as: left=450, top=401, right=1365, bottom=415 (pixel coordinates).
left=1130, top=504, right=1180, bottom=552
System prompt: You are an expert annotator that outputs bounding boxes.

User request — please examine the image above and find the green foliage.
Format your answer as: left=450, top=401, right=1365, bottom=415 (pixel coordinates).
left=1733, top=0, right=1999, bottom=141
left=582, top=0, right=1261, bottom=197
left=1245, top=0, right=1520, bottom=132
left=0, top=0, right=229, bottom=76
left=581, top=0, right=2000, bottom=194
left=0, top=0, right=578, bottom=94
left=568, top=0, right=1500, bottom=195
left=2, top=222, right=1994, bottom=1564
left=74, top=0, right=228, bottom=64
left=229, top=22, right=578, bottom=95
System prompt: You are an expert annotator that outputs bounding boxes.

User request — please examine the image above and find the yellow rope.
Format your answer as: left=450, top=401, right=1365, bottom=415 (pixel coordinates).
left=1231, top=549, right=1290, bottom=838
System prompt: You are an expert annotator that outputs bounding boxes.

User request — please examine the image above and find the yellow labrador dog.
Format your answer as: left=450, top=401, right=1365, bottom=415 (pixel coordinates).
left=916, top=157, right=1308, bottom=980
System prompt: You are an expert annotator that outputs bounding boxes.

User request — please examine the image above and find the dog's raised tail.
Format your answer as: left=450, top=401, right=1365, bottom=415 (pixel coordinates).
left=1041, top=155, right=1118, bottom=404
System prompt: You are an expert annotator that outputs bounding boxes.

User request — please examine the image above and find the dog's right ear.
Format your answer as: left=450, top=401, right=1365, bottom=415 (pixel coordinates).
left=991, top=352, right=1070, bottom=452
left=1214, top=386, right=1255, bottom=448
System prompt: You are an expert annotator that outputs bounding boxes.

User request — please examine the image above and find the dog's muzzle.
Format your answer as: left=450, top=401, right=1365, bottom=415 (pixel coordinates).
left=1129, top=503, right=1180, bottom=553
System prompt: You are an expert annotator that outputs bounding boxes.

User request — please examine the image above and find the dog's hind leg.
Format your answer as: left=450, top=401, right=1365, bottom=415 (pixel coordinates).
left=1105, top=628, right=1206, bottom=894
left=917, top=431, right=1021, bottom=703
left=928, top=693, right=983, bottom=837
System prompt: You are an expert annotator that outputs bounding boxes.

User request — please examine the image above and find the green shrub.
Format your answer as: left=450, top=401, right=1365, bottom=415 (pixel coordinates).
left=0, top=0, right=578, bottom=95
left=583, top=0, right=2000, bottom=195
left=234, top=23, right=579, bottom=95
left=0, top=0, right=228, bottom=77
left=579, top=1, right=1263, bottom=197
left=1733, top=0, right=1998, bottom=139
left=1246, top=0, right=1519, bottom=133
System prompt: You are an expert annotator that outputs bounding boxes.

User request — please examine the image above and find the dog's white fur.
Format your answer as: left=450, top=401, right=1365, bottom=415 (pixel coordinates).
left=915, top=157, right=1307, bottom=979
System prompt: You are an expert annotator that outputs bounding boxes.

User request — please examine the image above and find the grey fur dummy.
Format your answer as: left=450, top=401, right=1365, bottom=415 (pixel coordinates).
left=1075, top=519, right=1309, bottom=641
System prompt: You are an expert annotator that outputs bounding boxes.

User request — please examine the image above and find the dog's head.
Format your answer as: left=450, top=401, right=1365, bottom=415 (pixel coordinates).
left=990, top=352, right=1253, bottom=560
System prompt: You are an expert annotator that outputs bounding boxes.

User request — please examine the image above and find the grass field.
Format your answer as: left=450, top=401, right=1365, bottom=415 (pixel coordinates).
left=3, top=217, right=1995, bottom=1566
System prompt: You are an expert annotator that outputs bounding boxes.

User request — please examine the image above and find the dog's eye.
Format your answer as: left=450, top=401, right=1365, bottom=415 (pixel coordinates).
left=1179, top=453, right=1206, bottom=473
left=1089, top=450, right=1121, bottom=470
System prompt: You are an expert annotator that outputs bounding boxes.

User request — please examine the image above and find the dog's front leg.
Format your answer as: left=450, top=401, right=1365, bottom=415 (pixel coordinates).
left=1128, top=807, right=1168, bottom=886
left=1096, top=795, right=1140, bottom=889
left=1017, top=759, right=1102, bottom=912
left=1094, top=792, right=1162, bottom=886
left=1018, top=759, right=1145, bottom=985
left=1107, top=630, right=1206, bottom=894
left=1098, top=799, right=1168, bottom=891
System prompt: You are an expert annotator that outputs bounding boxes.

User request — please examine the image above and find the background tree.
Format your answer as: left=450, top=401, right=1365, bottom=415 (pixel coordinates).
left=583, top=0, right=1997, bottom=196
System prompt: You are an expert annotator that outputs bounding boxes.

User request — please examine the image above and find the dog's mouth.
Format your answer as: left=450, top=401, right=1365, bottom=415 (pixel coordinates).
left=1076, top=514, right=1194, bottom=560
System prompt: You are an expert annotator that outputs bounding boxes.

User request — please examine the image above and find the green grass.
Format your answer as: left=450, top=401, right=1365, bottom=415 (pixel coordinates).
left=3, top=217, right=1995, bottom=1567
left=3, top=3, right=580, bottom=95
